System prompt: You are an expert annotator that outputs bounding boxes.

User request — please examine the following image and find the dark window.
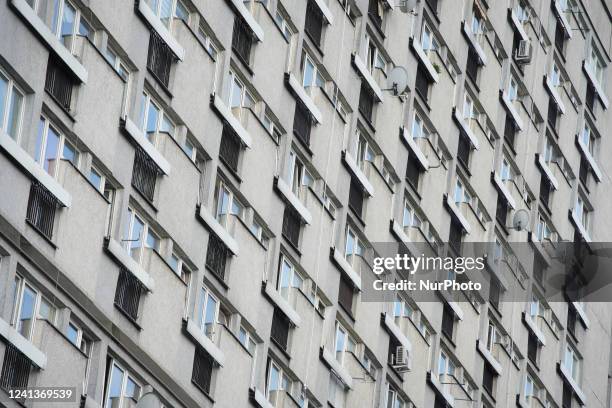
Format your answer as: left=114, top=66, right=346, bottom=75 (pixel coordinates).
left=26, top=181, right=58, bottom=239
left=504, top=116, right=516, bottom=148
left=567, top=305, right=577, bottom=337
left=132, top=147, right=159, bottom=202
left=293, top=102, right=312, bottom=147
left=482, top=362, right=495, bottom=396
left=368, top=0, right=383, bottom=29
left=415, top=64, right=429, bottom=101
left=45, top=56, right=74, bottom=110
left=282, top=207, right=301, bottom=248
left=192, top=347, right=214, bottom=394
left=466, top=46, right=479, bottom=84
left=496, top=195, right=509, bottom=226
left=547, top=99, right=558, bottom=131
left=405, top=153, right=422, bottom=190
left=114, top=268, right=144, bottom=321
left=533, top=254, right=545, bottom=287
left=449, top=220, right=463, bottom=255
left=0, top=344, right=30, bottom=392
left=457, top=131, right=471, bottom=169
left=555, top=21, right=565, bottom=55
left=579, top=155, right=589, bottom=186
left=232, top=17, right=253, bottom=65
left=206, top=233, right=230, bottom=280
left=219, top=125, right=241, bottom=172
left=489, top=279, right=500, bottom=310
left=358, top=82, right=375, bottom=123
left=304, top=0, right=324, bottom=46
left=441, top=304, right=454, bottom=339
left=585, top=83, right=595, bottom=113
left=527, top=331, right=538, bottom=364
left=562, top=382, right=572, bottom=408
left=434, top=396, right=446, bottom=408
left=338, top=276, right=354, bottom=314
left=539, top=174, right=551, bottom=209
left=270, top=309, right=290, bottom=350
left=147, top=30, right=173, bottom=87
left=348, top=178, right=364, bottom=218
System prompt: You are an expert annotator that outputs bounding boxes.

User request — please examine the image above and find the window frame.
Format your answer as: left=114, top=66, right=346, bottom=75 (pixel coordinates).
left=139, top=92, right=176, bottom=147
left=123, top=207, right=161, bottom=265
left=0, top=68, right=25, bottom=141
left=11, top=275, right=57, bottom=341
left=104, top=358, right=142, bottom=408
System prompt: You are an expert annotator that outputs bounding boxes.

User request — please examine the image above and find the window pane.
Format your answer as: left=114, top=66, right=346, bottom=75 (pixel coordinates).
left=18, top=286, right=36, bottom=338
left=60, top=3, right=76, bottom=48
left=67, top=323, right=79, bottom=345
left=38, top=297, right=56, bottom=322
left=44, top=126, right=60, bottom=176
left=107, top=364, right=124, bottom=408
left=269, top=365, right=280, bottom=391
left=129, top=215, right=145, bottom=260
left=145, top=102, right=160, bottom=142
left=146, top=230, right=160, bottom=251
left=230, top=78, right=243, bottom=108
left=125, top=377, right=140, bottom=401
left=62, top=140, right=78, bottom=165
left=6, top=87, right=23, bottom=140
left=89, top=168, right=103, bottom=189
left=160, top=0, right=173, bottom=27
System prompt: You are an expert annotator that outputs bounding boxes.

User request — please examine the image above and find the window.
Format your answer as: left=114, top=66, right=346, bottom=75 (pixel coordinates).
left=358, top=81, right=375, bottom=123
left=328, top=373, right=346, bottom=408
left=301, top=52, right=325, bottom=90
left=132, top=147, right=160, bottom=202
left=293, top=102, right=312, bottom=147
left=278, top=256, right=304, bottom=302
left=457, top=131, right=471, bottom=169
left=411, top=112, right=427, bottom=139
left=421, top=23, right=439, bottom=53
left=393, top=295, right=414, bottom=321
left=11, top=275, right=56, bottom=341
left=415, top=64, right=429, bottom=101
left=348, top=178, right=364, bottom=218
left=588, top=43, right=605, bottom=85
left=104, top=359, right=141, bottom=408
left=0, top=344, right=31, bottom=393
left=105, top=45, right=130, bottom=81
left=508, top=76, right=519, bottom=102
left=304, top=0, right=324, bottom=46
left=144, top=0, right=188, bottom=30
left=364, top=34, right=387, bottom=75
left=338, top=276, right=354, bottom=314
left=219, top=125, right=242, bottom=172
left=449, top=219, right=463, bottom=255
left=555, top=20, right=565, bottom=55
left=334, top=322, right=357, bottom=364
left=196, top=286, right=220, bottom=339
left=214, top=180, right=244, bottom=228
left=26, top=181, right=59, bottom=239
left=482, top=362, right=495, bottom=396
left=192, top=347, right=214, bottom=394
left=250, top=218, right=270, bottom=247
left=270, top=309, right=290, bottom=350
left=228, top=72, right=255, bottom=121
left=275, top=8, right=294, bottom=41
left=574, top=196, right=589, bottom=231
left=466, top=46, right=479, bottom=83
left=471, top=8, right=485, bottom=36
left=438, top=351, right=455, bottom=379
left=355, top=132, right=375, bottom=173
left=206, top=233, right=230, bottom=280
left=567, top=305, right=577, bottom=337
left=138, top=92, right=175, bottom=146
left=550, top=62, right=562, bottom=87
left=0, top=69, right=25, bottom=140
left=45, top=57, right=75, bottom=110
left=123, top=207, right=160, bottom=265
left=386, top=385, right=407, bottom=408
left=168, top=253, right=191, bottom=284
left=66, top=320, right=92, bottom=355
left=527, top=331, right=538, bottom=364
left=402, top=201, right=422, bottom=229
left=147, top=30, right=174, bottom=87
left=196, top=24, right=218, bottom=59
left=524, top=375, right=534, bottom=399
left=232, top=17, right=253, bottom=64
left=238, top=326, right=257, bottom=354
left=344, top=227, right=364, bottom=269
left=114, top=268, right=145, bottom=321
left=441, top=304, right=454, bottom=339
left=405, top=153, right=422, bottom=190
left=580, top=122, right=595, bottom=155
left=463, top=93, right=476, bottom=121
left=266, top=359, right=290, bottom=405
left=35, top=117, right=79, bottom=178
left=535, top=213, right=552, bottom=241
left=282, top=207, right=301, bottom=248
left=454, top=180, right=471, bottom=205
left=563, top=382, right=572, bottom=408
left=287, top=150, right=314, bottom=201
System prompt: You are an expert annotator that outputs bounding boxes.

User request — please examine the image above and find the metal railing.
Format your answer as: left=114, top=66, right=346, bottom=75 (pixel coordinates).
left=293, top=102, right=312, bottom=147
left=457, top=132, right=471, bottom=169
left=358, top=82, right=375, bottom=122
left=415, top=65, right=429, bottom=101
left=0, top=344, right=30, bottom=393
left=219, top=125, right=241, bottom=172
left=270, top=309, right=289, bottom=350
left=348, top=179, right=364, bottom=217
left=132, top=147, right=159, bottom=202
left=282, top=207, right=301, bottom=248
left=304, top=0, right=323, bottom=46
left=191, top=347, right=213, bottom=394
left=205, top=233, right=229, bottom=280
left=45, top=57, right=74, bottom=110
left=114, top=268, right=144, bottom=321
left=232, top=17, right=253, bottom=64
left=147, top=31, right=173, bottom=87
left=26, top=181, right=58, bottom=240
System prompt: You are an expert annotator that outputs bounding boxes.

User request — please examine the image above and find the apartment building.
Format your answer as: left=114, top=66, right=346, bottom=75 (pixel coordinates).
left=0, top=0, right=611, bottom=407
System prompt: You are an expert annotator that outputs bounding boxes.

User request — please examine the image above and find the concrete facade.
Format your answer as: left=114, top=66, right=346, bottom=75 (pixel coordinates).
left=0, top=0, right=611, bottom=407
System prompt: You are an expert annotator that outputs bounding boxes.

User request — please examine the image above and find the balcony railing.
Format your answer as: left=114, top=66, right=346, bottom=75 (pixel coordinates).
left=219, top=125, right=241, bottom=172
left=271, top=309, right=290, bottom=350
left=114, top=268, right=144, bottom=321
left=0, top=344, right=30, bottom=394
left=358, top=82, right=375, bottom=123
left=282, top=207, right=301, bottom=248
left=349, top=179, right=364, bottom=217
left=192, top=347, right=213, bottom=394
left=206, top=233, right=230, bottom=280
left=26, top=181, right=59, bottom=240
left=45, top=57, right=74, bottom=110
left=457, top=132, right=471, bottom=169
left=415, top=65, right=429, bottom=101
left=293, top=102, right=312, bottom=147
left=147, top=30, right=173, bottom=88
left=132, top=147, right=159, bottom=202
left=305, top=0, right=323, bottom=46
left=232, top=17, right=253, bottom=64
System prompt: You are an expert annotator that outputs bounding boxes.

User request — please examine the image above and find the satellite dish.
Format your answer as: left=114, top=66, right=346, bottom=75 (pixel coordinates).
left=136, top=392, right=162, bottom=408
left=399, top=0, right=418, bottom=13
left=386, top=66, right=409, bottom=96
left=512, top=209, right=530, bottom=231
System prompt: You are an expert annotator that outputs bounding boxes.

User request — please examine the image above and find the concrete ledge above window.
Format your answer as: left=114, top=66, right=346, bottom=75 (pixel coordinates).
left=583, top=61, right=609, bottom=109
left=570, top=210, right=591, bottom=243
left=476, top=340, right=502, bottom=375
left=211, top=93, right=253, bottom=148
left=321, top=347, right=353, bottom=389
left=536, top=154, right=559, bottom=191
left=137, top=0, right=185, bottom=60
left=0, top=318, right=47, bottom=369
left=445, top=195, right=472, bottom=235
left=105, top=238, right=156, bottom=292
left=452, top=109, right=479, bottom=150
left=447, top=300, right=464, bottom=321
left=342, top=150, right=375, bottom=197
left=509, top=8, right=529, bottom=42
left=410, top=38, right=439, bottom=83
left=558, top=362, right=586, bottom=404
left=330, top=247, right=362, bottom=290
left=401, top=127, right=430, bottom=169
left=312, top=0, right=334, bottom=24
left=184, top=318, right=226, bottom=367
left=427, top=372, right=455, bottom=407
left=250, top=387, right=274, bottom=408
left=352, top=53, right=383, bottom=102
left=500, top=92, right=524, bottom=130
left=575, top=134, right=602, bottom=182
left=522, top=312, right=546, bottom=346
left=544, top=77, right=566, bottom=114
left=11, top=0, right=88, bottom=83
left=0, top=132, right=72, bottom=207
left=263, top=281, right=301, bottom=327
left=197, top=205, right=240, bottom=255
left=383, top=313, right=413, bottom=369
left=274, top=177, right=312, bottom=224
left=552, top=1, right=573, bottom=39
left=285, top=73, right=323, bottom=124
left=572, top=302, right=590, bottom=329
left=492, top=172, right=516, bottom=209
left=462, top=23, right=487, bottom=66
left=122, top=117, right=172, bottom=175
left=227, top=0, right=265, bottom=42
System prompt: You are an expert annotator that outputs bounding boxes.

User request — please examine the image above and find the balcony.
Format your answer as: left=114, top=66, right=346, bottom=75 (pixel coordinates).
left=522, top=312, right=546, bottom=346
left=445, top=195, right=472, bottom=235
left=0, top=318, right=46, bottom=369
left=491, top=171, right=517, bottom=209
left=330, top=247, right=364, bottom=290
left=104, top=238, right=156, bottom=292
left=285, top=73, right=323, bottom=124
left=410, top=38, right=440, bottom=83
left=263, top=281, right=301, bottom=327
left=401, top=127, right=434, bottom=170
left=228, top=0, right=264, bottom=42
left=552, top=0, right=573, bottom=38
left=544, top=76, right=566, bottom=114
left=582, top=60, right=609, bottom=109
left=452, top=108, right=480, bottom=151
left=476, top=340, right=503, bottom=375
left=320, top=347, right=353, bottom=390
left=462, top=22, right=487, bottom=66
left=558, top=362, right=586, bottom=405
left=500, top=91, right=524, bottom=130
left=137, top=0, right=185, bottom=60
left=352, top=53, right=384, bottom=102
left=197, top=205, right=240, bottom=256
left=508, top=8, right=529, bottom=42
left=536, top=154, right=560, bottom=190
left=575, top=134, right=602, bottom=182
left=342, top=150, right=375, bottom=197
left=211, top=93, right=253, bottom=148
left=570, top=209, right=591, bottom=243
left=274, top=177, right=313, bottom=225
left=383, top=313, right=413, bottom=369
left=183, top=318, right=226, bottom=367
left=121, top=116, right=171, bottom=175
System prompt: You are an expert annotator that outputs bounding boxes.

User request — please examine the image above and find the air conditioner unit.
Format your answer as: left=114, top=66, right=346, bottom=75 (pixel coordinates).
left=393, top=346, right=411, bottom=372
left=515, top=40, right=533, bottom=63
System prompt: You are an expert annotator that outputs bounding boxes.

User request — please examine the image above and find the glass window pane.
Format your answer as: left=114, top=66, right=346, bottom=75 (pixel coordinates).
left=146, top=230, right=160, bottom=251
left=67, top=323, right=79, bottom=345
left=6, top=88, right=23, bottom=140
left=161, top=115, right=175, bottom=137
left=129, top=216, right=145, bottom=259
left=160, top=0, right=173, bottom=27
left=145, top=102, right=160, bottom=142
left=89, top=168, right=103, bottom=189
left=60, top=3, right=76, bottom=48
left=303, top=59, right=315, bottom=87
left=269, top=365, right=280, bottom=391
left=125, top=377, right=140, bottom=401
left=62, top=140, right=78, bottom=165
left=18, top=286, right=36, bottom=338
left=0, top=73, right=8, bottom=128
left=44, top=126, right=60, bottom=176
left=175, top=1, right=188, bottom=22
left=107, top=364, right=124, bottom=408
left=230, top=78, right=243, bottom=108
left=38, top=297, right=56, bottom=322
